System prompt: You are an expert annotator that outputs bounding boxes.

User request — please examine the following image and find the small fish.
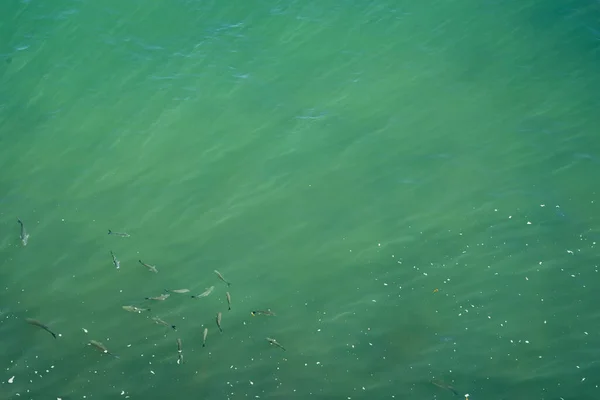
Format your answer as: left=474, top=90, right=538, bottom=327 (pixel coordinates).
left=138, top=260, right=158, bottom=273
left=266, top=337, right=286, bottom=351
left=202, top=327, right=208, bottom=347
left=89, top=340, right=119, bottom=358
left=214, top=270, right=231, bottom=286
left=110, top=251, right=120, bottom=269
left=122, top=305, right=150, bottom=313
left=191, top=286, right=214, bottom=298
left=17, top=219, right=29, bottom=246
left=216, top=312, right=223, bottom=333
left=165, top=288, right=190, bottom=294
left=176, top=338, right=183, bottom=364
left=25, top=318, right=57, bottom=339
left=251, top=309, right=276, bottom=317
left=108, top=229, right=130, bottom=237
left=145, top=293, right=170, bottom=301
left=431, top=380, right=460, bottom=396
left=152, top=316, right=176, bottom=330
left=226, top=292, right=231, bottom=311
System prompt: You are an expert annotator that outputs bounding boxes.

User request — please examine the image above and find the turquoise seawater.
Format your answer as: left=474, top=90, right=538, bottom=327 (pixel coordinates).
left=1, top=0, right=600, bottom=399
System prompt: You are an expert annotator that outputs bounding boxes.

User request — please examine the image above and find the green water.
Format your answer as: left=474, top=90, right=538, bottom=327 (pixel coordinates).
left=1, top=0, right=600, bottom=398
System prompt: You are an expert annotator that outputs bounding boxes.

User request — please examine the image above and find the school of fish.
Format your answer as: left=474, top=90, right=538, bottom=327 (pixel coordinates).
left=15, top=220, right=285, bottom=372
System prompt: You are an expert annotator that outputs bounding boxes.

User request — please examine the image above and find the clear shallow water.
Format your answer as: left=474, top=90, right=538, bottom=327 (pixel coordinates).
left=1, top=0, right=600, bottom=399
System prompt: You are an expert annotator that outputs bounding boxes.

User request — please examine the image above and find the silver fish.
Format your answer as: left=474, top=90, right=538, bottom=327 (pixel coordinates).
left=266, top=337, right=286, bottom=351
left=431, top=380, right=460, bottom=396
left=145, top=293, right=170, bottom=301
left=165, top=288, right=190, bottom=294
left=176, top=338, right=183, bottom=364
left=226, top=292, right=231, bottom=311
left=216, top=312, right=223, bottom=333
left=17, top=219, right=29, bottom=246
left=251, top=309, right=276, bottom=317
left=122, top=305, right=150, bottom=313
left=108, top=229, right=130, bottom=237
left=110, top=251, right=120, bottom=269
left=138, top=260, right=158, bottom=273
left=25, top=318, right=57, bottom=339
left=152, top=316, right=176, bottom=330
left=202, top=327, right=208, bottom=347
left=214, top=270, right=231, bottom=286
left=191, top=286, right=214, bottom=299
left=89, top=340, right=119, bottom=358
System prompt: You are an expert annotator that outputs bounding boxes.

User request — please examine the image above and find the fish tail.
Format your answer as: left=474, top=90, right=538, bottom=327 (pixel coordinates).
left=17, top=218, right=23, bottom=225
left=202, top=343, right=206, bottom=347
left=228, top=306, right=231, bottom=311
left=108, top=229, right=112, bottom=235
left=171, top=325, right=177, bottom=330
left=227, top=282, right=231, bottom=287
